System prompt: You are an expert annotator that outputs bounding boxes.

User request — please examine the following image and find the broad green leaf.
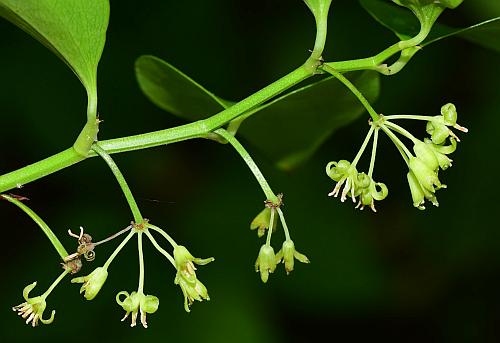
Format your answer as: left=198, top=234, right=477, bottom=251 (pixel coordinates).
left=135, top=55, right=231, bottom=121
left=0, top=0, right=110, bottom=109
left=136, top=55, right=379, bottom=170
left=360, top=0, right=500, bottom=53
left=238, top=71, right=380, bottom=170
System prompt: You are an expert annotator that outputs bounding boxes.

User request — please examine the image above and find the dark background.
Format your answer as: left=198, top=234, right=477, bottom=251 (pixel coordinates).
left=1, top=1, right=500, bottom=342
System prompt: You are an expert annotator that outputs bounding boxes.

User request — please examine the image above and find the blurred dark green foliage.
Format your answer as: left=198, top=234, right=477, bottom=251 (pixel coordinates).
left=0, top=1, right=499, bottom=342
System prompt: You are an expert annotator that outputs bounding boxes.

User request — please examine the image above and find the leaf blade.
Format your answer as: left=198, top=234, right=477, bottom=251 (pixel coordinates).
left=0, top=0, right=110, bottom=97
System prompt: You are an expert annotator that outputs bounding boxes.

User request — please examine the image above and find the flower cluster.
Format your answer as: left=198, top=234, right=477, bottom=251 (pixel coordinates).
left=326, top=103, right=467, bottom=211
left=251, top=202, right=309, bottom=283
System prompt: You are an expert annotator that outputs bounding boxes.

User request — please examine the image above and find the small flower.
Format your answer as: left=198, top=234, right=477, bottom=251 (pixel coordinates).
left=116, top=291, right=159, bottom=328
left=173, top=245, right=214, bottom=312
left=255, top=244, right=277, bottom=283
left=12, top=282, right=55, bottom=327
left=71, top=266, right=108, bottom=300
left=407, top=170, right=439, bottom=210
left=409, top=156, right=445, bottom=194
left=326, top=160, right=359, bottom=203
left=250, top=207, right=277, bottom=238
left=426, top=103, right=468, bottom=144
left=354, top=173, right=389, bottom=212
left=275, top=240, right=310, bottom=275
left=423, top=137, right=456, bottom=170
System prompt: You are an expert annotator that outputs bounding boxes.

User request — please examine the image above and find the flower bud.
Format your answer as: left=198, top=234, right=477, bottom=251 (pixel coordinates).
left=426, top=120, right=450, bottom=145
left=441, top=103, right=457, bottom=126
left=255, top=244, right=277, bottom=283
left=407, top=171, right=425, bottom=210
left=409, top=157, right=443, bottom=193
left=71, top=267, right=108, bottom=300
left=413, top=141, right=439, bottom=171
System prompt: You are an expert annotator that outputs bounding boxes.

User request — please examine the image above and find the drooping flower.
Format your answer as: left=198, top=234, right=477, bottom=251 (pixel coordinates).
left=173, top=245, right=214, bottom=312
left=326, top=160, right=359, bottom=203
left=275, top=240, right=310, bottom=275
left=71, top=266, right=108, bottom=300
left=353, top=173, right=389, bottom=212
left=116, top=291, right=159, bottom=328
left=12, top=282, right=55, bottom=327
left=255, top=244, right=278, bottom=283
left=250, top=207, right=277, bottom=238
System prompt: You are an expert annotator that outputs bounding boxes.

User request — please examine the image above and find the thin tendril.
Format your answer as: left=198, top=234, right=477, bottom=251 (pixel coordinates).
left=276, top=208, right=291, bottom=241
left=146, top=224, right=178, bottom=248
left=145, top=230, right=176, bottom=267
left=352, top=126, right=375, bottom=166
left=103, top=231, right=135, bottom=269
left=384, top=121, right=419, bottom=144
left=368, top=128, right=379, bottom=178
left=137, top=232, right=145, bottom=293
left=266, top=208, right=275, bottom=246
left=42, top=269, right=70, bottom=299
left=381, top=125, right=412, bottom=165
left=94, top=225, right=133, bottom=246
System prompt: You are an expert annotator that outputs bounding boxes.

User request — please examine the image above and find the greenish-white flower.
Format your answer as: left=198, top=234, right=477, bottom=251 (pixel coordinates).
left=353, top=173, right=389, bottom=212
left=116, top=291, right=159, bottom=328
left=173, top=245, right=214, bottom=312
left=275, top=240, right=310, bottom=275
left=250, top=207, right=277, bottom=238
left=326, top=160, right=359, bottom=203
left=12, top=282, right=55, bottom=327
left=71, top=267, right=108, bottom=300
left=255, top=244, right=277, bottom=283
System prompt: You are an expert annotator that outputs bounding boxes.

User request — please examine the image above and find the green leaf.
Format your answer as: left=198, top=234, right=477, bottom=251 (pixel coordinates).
left=360, top=0, right=500, bottom=53
left=0, top=0, right=110, bottom=115
left=303, top=0, right=332, bottom=21
left=238, top=71, right=380, bottom=170
left=135, top=55, right=230, bottom=121
left=136, top=55, right=379, bottom=170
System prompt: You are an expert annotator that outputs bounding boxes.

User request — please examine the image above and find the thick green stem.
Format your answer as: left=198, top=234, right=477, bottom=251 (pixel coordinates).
left=92, top=144, right=143, bottom=223
left=321, top=64, right=380, bottom=121
left=0, top=148, right=85, bottom=193
left=215, top=128, right=278, bottom=204
left=1, top=194, right=68, bottom=259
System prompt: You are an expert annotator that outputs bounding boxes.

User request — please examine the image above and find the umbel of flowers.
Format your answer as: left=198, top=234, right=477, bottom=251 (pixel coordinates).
left=326, top=103, right=467, bottom=211
left=252, top=195, right=310, bottom=283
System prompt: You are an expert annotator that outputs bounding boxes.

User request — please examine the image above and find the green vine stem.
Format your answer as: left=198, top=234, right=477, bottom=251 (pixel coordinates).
left=215, top=128, right=278, bottom=204
left=0, top=194, right=68, bottom=259
left=92, top=143, right=143, bottom=223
